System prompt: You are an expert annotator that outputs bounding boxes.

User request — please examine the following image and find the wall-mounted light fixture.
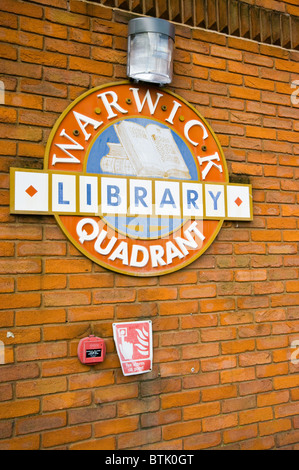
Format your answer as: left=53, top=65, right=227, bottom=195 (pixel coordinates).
left=127, top=17, right=175, bottom=86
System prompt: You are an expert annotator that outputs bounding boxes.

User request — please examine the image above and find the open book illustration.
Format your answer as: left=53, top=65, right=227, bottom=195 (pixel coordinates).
left=100, top=120, right=191, bottom=180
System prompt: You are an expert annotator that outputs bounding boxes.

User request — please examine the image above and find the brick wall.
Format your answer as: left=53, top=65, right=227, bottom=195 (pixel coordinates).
left=1, top=0, right=299, bottom=450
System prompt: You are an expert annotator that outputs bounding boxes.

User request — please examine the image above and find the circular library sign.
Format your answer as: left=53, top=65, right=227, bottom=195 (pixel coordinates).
left=11, top=81, right=252, bottom=276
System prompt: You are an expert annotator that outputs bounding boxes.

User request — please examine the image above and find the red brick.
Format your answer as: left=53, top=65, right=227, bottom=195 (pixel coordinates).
left=202, top=413, right=238, bottom=432
left=94, top=288, right=135, bottom=303
left=0, top=123, right=42, bottom=140
left=201, top=385, right=237, bottom=402
left=19, top=109, right=58, bottom=128
left=0, top=363, right=39, bottom=383
left=43, top=391, right=91, bottom=412
left=17, top=275, right=67, bottom=292
left=221, top=367, right=255, bottom=384
left=159, top=300, right=198, bottom=315
left=94, top=384, right=138, bottom=404
left=0, top=59, right=42, bottom=79
left=259, top=418, right=291, bottom=437
left=43, top=324, right=91, bottom=341
left=42, top=424, right=91, bottom=448
left=118, top=397, right=160, bottom=417
left=0, top=107, right=17, bottom=123
left=15, top=308, right=66, bottom=326
left=201, top=355, right=237, bottom=372
left=138, top=287, right=176, bottom=301
left=277, top=430, right=299, bottom=448
left=43, top=291, right=91, bottom=307
left=0, top=11, right=18, bottom=29
left=70, top=437, right=115, bottom=450
left=15, top=342, right=67, bottom=362
left=0, top=421, right=13, bottom=439
left=0, top=435, right=39, bottom=450
left=160, top=330, right=198, bottom=347
left=163, top=419, right=202, bottom=440
left=200, top=298, right=235, bottom=313
left=0, top=293, right=41, bottom=309
left=118, top=428, right=161, bottom=449
left=45, top=8, right=89, bottom=28
left=115, top=303, right=157, bottom=319
left=16, top=377, right=66, bottom=398
left=201, top=327, right=236, bottom=342
left=181, top=314, right=217, bottom=329
left=94, top=416, right=138, bottom=438
left=69, top=56, right=113, bottom=76
left=20, top=78, right=67, bottom=97
left=160, top=361, right=199, bottom=377
left=179, top=284, right=216, bottom=299
left=239, top=407, right=273, bottom=425
left=0, top=27, right=43, bottom=49
left=0, top=399, right=40, bottom=419
left=161, top=390, right=200, bottom=409
left=184, top=431, right=221, bottom=450
left=223, top=424, right=257, bottom=444
left=44, top=259, right=91, bottom=273
left=0, top=0, right=299, bottom=451
left=182, top=342, right=219, bottom=360
left=16, top=412, right=66, bottom=436
left=257, top=391, right=289, bottom=408
left=68, top=404, right=116, bottom=425
left=237, top=296, right=269, bottom=309
left=141, top=409, right=181, bottom=428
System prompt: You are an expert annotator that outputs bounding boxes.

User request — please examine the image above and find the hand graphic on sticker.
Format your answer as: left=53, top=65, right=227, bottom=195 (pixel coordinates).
left=119, top=340, right=134, bottom=360
left=113, top=321, right=152, bottom=376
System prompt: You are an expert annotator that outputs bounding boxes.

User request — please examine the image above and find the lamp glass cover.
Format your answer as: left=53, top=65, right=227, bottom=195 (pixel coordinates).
left=127, top=31, right=174, bottom=85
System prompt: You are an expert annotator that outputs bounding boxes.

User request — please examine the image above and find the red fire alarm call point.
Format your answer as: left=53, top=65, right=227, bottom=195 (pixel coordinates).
left=77, top=335, right=106, bottom=365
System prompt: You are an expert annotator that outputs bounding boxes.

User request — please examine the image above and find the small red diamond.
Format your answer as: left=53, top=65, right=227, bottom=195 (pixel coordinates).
left=235, top=197, right=243, bottom=207
left=25, top=185, right=38, bottom=197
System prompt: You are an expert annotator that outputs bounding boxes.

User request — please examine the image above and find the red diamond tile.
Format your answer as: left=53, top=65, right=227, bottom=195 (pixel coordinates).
left=235, top=197, right=243, bottom=207
left=25, top=185, right=38, bottom=198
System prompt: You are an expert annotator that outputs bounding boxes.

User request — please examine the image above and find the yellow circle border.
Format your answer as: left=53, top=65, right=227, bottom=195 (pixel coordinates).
left=44, top=81, right=229, bottom=277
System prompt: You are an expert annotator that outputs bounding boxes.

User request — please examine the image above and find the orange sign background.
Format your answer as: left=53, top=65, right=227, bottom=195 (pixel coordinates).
left=44, top=81, right=229, bottom=276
